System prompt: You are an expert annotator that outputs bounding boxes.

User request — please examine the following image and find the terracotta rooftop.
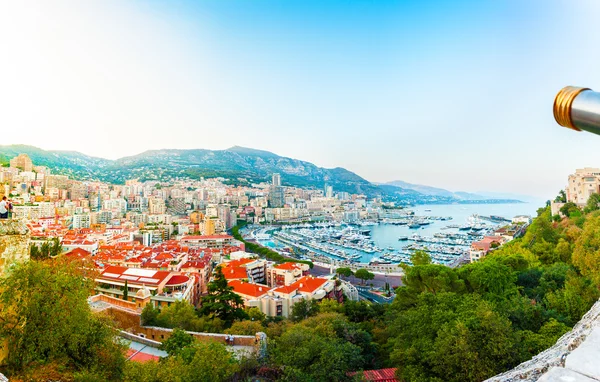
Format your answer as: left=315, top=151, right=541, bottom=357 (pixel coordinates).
left=348, top=368, right=399, bottom=382
left=274, top=262, right=302, bottom=270
left=166, top=275, right=190, bottom=286
left=228, top=280, right=270, bottom=298
left=223, top=266, right=249, bottom=280
left=181, top=235, right=233, bottom=240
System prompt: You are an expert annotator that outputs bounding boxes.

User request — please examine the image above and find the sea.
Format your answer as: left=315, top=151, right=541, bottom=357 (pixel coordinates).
left=264, top=202, right=540, bottom=264
left=366, top=202, right=539, bottom=262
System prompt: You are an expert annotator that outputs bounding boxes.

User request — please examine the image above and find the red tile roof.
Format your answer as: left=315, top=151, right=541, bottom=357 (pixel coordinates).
left=274, top=262, right=301, bottom=270
left=225, top=258, right=254, bottom=267
left=223, top=266, right=248, bottom=280
left=129, top=352, right=160, bottom=363
left=348, top=368, right=398, bottom=382
left=228, top=280, right=270, bottom=298
left=182, top=235, right=233, bottom=240
left=295, top=276, right=328, bottom=293
left=273, top=284, right=298, bottom=294
left=273, top=276, right=328, bottom=295
left=64, top=248, right=91, bottom=258
left=166, top=275, right=190, bottom=286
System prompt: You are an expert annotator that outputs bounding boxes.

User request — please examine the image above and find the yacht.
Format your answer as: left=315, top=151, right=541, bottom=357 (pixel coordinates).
left=409, top=223, right=421, bottom=229
left=398, top=236, right=409, bottom=241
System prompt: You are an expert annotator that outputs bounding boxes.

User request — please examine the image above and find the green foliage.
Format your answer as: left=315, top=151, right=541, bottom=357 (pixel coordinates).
left=124, top=341, right=239, bottom=382
left=389, top=293, right=520, bottom=382
left=572, top=212, right=600, bottom=285
left=584, top=193, right=600, bottom=213
left=225, top=320, right=264, bottom=335
left=290, top=298, right=321, bottom=322
left=0, top=259, right=125, bottom=379
left=554, top=190, right=567, bottom=203
left=159, top=328, right=194, bottom=357
left=141, top=300, right=225, bottom=333
left=411, top=250, right=432, bottom=265
left=560, top=202, right=581, bottom=218
left=122, top=279, right=129, bottom=300
left=354, top=268, right=375, bottom=285
left=141, top=303, right=160, bottom=326
left=269, top=313, right=366, bottom=381
left=245, top=306, right=267, bottom=324
left=200, top=266, right=248, bottom=326
left=30, top=237, right=62, bottom=260
left=336, top=267, right=354, bottom=278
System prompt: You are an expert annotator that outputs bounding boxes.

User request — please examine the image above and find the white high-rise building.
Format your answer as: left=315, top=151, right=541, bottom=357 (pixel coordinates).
left=326, top=186, right=333, bottom=198
left=272, top=173, right=281, bottom=187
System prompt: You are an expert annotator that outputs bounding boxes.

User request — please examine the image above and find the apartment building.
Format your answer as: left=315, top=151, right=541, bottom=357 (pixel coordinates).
left=95, top=265, right=198, bottom=309
left=566, top=168, right=600, bottom=205
left=228, top=275, right=339, bottom=318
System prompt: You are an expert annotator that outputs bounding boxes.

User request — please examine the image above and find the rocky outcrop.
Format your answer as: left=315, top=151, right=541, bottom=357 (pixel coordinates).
left=486, top=299, right=600, bottom=381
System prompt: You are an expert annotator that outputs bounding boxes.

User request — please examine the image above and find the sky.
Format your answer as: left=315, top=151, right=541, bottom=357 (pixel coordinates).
left=2, top=0, right=600, bottom=199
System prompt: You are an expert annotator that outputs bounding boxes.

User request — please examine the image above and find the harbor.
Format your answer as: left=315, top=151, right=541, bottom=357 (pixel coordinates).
left=242, top=203, right=535, bottom=268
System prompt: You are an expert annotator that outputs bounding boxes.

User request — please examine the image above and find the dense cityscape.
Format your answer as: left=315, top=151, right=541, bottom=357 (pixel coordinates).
left=4, top=1, right=600, bottom=381
left=2, top=151, right=600, bottom=381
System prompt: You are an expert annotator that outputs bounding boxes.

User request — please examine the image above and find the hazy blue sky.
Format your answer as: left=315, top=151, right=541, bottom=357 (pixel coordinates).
left=2, top=0, right=600, bottom=198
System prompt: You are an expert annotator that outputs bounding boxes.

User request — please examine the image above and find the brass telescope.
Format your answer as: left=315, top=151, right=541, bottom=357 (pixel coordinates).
left=554, top=86, right=600, bottom=135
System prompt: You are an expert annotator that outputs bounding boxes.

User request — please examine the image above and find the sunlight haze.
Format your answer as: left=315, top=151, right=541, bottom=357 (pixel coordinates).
left=2, top=0, right=600, bottom=198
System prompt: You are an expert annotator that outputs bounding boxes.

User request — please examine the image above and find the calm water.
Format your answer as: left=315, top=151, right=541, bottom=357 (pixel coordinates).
left=267, top=202, right=541, bottom=264
left=369, top=203, right=538, bottom=251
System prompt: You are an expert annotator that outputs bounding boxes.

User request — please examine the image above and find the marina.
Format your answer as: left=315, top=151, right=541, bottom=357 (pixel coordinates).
left=244, top=203, right=536, bottom=268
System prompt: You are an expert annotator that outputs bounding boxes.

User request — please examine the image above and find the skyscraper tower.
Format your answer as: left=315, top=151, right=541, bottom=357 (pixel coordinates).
left=272, top=173, right=281, bottom=187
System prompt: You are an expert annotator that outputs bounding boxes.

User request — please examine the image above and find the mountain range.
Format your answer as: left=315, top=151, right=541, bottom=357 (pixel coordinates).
left=0, top=145, right=523, bottom=204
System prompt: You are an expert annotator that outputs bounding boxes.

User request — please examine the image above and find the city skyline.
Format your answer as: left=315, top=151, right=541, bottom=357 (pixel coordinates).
left=3, top=1, right=600, bottom=199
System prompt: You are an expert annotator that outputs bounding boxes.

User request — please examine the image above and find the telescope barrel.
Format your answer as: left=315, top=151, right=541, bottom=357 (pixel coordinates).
left=554, top=86, right=600, bottom=135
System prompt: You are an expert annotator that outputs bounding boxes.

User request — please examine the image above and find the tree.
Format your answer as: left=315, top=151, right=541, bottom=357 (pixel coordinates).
left=336, top=267, right=354, bottom=279
left=29, top=244, right=40, bottom=260
left=584, top=193, right=600, bottom=213
left=270, top=319, right=364, bottom=381
left=141, top=303, right=160, bottom=326
left=0, top=259, right=126, bottom=379
left=225, top=320, right=264, bottom=336
left=572, top=213, right=600, bottom=285
left=388, top=293, right=520, bottom=382
left=199, top=266, right=248, bottom=325
left=354, top=269, right=375, bottom=285
left=555, top=190, right=567, bottom=203
left=559, top=202, right=580, bottom=218
left=291, top=298, right=321, bottom=322
left=245, top=306, right=267, bottom=324
left=150, top=300, right=225, bottom=333
left=122, top=279, right=129, bottom=300
left=124, top=341, right=238, bottom=382
left=159, top=328, right=194, bottom=358
left=50, top=237, right=62, bottom=257
left=411, top=250, right=432, bottom=266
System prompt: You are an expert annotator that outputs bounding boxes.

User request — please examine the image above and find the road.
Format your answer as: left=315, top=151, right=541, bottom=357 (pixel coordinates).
left=309, top=264, right=404, bottom=289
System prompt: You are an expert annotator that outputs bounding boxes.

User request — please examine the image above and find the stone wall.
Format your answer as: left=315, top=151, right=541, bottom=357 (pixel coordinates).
left=136, top=326, right=258, bottom=347
left=0, top=219, right=29, bottom=364
left=486, top=299, right=600, bottom=382
left=0, top=219, right=30, bottom=275
left=98, top=303, right=262, bottom=348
